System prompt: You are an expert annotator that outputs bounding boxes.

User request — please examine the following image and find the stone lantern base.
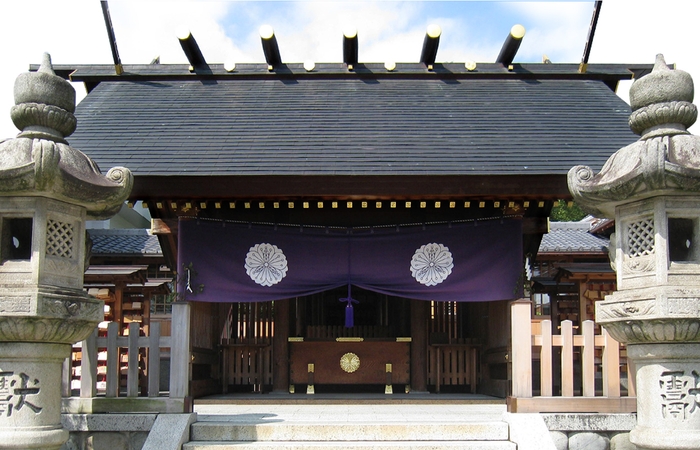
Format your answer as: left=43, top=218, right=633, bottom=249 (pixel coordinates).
left=0, top=342, right=71, bottom=450
left=628, top=343, right=700, bottom=450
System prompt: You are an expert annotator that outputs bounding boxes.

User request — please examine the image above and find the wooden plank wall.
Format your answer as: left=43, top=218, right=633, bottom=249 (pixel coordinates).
left=223, top=345, right=273, bottom=391
left=221, top=302, right=275, bottom=390
left=427, top=345, right=477, bottom=391
left=222, top=302, right=274, bottom=345
left=191, top=301, right=216, bottom=349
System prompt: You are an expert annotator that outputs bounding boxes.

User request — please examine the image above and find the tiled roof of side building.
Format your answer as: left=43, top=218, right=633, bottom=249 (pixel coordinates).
left=539, top=221, right=610, bottom=253
left=67, top=69, right=638, bottom=178
left=88, top=229, right=162, bottom=255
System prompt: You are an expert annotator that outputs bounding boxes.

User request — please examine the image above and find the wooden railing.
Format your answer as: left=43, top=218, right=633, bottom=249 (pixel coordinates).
left=427, top=344, right=478, bottom=393
left=305, top=325, right=390, bottom=339
left=62, top=321, right=184, bottom=413
left=221, top=344, right=273, bottom=393
left=508, top=299, right=637, bottom=413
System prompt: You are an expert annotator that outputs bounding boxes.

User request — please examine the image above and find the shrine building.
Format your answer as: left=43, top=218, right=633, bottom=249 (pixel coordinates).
left=50, top=27, right=647, bottom=400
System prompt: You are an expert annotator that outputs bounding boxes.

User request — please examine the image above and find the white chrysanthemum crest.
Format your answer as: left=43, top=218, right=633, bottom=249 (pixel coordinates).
left=410, top=243, right=454, bottom=286
left=245, top=243, right=288, bottom=286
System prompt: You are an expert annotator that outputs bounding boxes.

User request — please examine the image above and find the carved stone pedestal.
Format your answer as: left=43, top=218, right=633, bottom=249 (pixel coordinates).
left=0, top=54, right=132, bottom=449
left=629, top=344, right=700, bottom=450
left=569, top=55, right=700, bottom=450
left=0, top=343, right=70, bottom=450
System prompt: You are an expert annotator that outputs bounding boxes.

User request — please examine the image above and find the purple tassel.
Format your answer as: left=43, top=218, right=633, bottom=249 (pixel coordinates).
left=339, top=284, right=358, bottom=328
left=345, top=304, right=354, bottom=328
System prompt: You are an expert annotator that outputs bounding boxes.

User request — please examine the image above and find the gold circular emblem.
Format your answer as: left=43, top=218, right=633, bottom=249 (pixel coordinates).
left=340, top=352, right=360, bottom=373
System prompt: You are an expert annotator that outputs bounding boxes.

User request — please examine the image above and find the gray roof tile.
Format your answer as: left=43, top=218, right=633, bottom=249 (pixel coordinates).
left=88, top=229, right=162, bottom=255
left=539, top=222, right=610, bottom=253
left=69, top=76, right=637, bottom=177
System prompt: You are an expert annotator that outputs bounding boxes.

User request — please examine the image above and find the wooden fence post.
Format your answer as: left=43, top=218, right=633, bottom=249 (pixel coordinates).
left=602, top=327, right=620, bottom=397
left=582, top=320, right=595, bottom=397
left=80, top=328, right=98, bottom=398
left=561, top=320, right=574, bottom=397
left=540, top=319, right=553, bottom=397
left=127, top=322, right=140, bottom=397
left=510, top=299, right=532, bottom=398
left=106, top=321, right=119, bottom=397
left=148, top=322, right=161, bottom=397
left=170, top=301, right=191, bottom=401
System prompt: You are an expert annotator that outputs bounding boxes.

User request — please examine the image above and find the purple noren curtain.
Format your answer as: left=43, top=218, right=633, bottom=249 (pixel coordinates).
left=177, top=219, right=523, bottom=303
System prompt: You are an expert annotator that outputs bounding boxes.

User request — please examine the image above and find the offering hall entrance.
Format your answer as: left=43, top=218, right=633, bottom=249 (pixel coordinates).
left=216, top=287, right=486, bottom=395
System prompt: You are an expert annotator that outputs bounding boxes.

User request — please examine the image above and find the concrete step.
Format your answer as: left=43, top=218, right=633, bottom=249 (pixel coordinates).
left=184, top=441, right=516, bottom=450
left=189, top=421, right=510, bottom=442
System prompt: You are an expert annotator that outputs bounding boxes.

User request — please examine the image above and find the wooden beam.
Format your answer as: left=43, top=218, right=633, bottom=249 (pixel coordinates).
left=132, top=174, right=571, bottom=199
left=151, top=218, right=178, bottom=235
left=522, top=217, right=549, bottom=234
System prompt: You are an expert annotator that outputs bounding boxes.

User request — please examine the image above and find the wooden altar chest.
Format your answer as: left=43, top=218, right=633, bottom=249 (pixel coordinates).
left=289, top=339, right=410, bottom=390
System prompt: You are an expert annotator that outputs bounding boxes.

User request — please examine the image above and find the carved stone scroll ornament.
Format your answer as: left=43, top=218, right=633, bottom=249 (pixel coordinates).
left=0, top=53, right=132, bottom=220
left=568, top=55, right=700, bottom=219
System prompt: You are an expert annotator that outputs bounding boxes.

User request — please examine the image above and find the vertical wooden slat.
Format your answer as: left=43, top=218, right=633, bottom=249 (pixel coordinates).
left=602, top=327, right=620, bottom=397
left=561, top=320, right=574, bottom=397
left=127, top=322, right=140, bottom=397
left=106, top=321, right=119, bottom=398
left=62, top=354, right=72, bottom=397
left=254, top=303, right=260, bottom=342
left=627, top=353, right=637, bottom=397
left=510, top=299, right=532, bottom=397
left=470, top=347, right=477, bottom=393
left=426, top=346, right=434, bottom=385
left=81, top=328, right=98, bottom=398
left=148, top=322, right=161, bottom=397
left=437, top=347, right=441, bottom=386
left=582, top=320, right=595, bottom=397
left=540, top=319, right=553, bottom=397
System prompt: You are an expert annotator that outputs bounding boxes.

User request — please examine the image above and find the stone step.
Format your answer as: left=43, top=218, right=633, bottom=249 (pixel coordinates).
left=184, top=441, right=516, bottom=450
left=190, top=421, right=510, bottom=442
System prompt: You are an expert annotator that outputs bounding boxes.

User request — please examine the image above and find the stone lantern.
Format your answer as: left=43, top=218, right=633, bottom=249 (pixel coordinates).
left=569, top=55, right=700, bottom=450
left=0, top=54, right=132, bottom=449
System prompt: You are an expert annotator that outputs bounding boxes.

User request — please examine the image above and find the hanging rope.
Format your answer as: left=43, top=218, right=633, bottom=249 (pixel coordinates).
left=339, top=233, right=358, bottom=327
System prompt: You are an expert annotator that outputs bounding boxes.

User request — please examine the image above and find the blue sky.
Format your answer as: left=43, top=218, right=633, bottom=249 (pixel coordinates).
left=0, top=1, right=697, bottom=138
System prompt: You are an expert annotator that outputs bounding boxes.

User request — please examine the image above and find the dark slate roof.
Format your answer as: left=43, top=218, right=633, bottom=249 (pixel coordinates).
left=67, top=63, right=638, bottom=179
left=539, top=221, right=609, bottom=253
left=88, top=229, right=162, bottom=255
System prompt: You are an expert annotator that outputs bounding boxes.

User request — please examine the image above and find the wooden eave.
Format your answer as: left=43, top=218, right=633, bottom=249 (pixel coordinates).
left=129, top=173, right=571, bottom=201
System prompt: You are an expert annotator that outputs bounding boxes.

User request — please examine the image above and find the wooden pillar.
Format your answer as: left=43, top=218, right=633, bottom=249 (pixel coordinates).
left=114, top=281, right=124, bottom=332
left=272, top=299, right=290, bottom=393
left=510, top=299, right=532, bottom=398
left=170, top=301, right=192, bottom=410
left=410, top=299, right=428, bottom=393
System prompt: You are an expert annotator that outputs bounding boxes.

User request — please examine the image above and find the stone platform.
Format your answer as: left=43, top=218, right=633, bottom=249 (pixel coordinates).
left=184, top=399, right=521, bottom=450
